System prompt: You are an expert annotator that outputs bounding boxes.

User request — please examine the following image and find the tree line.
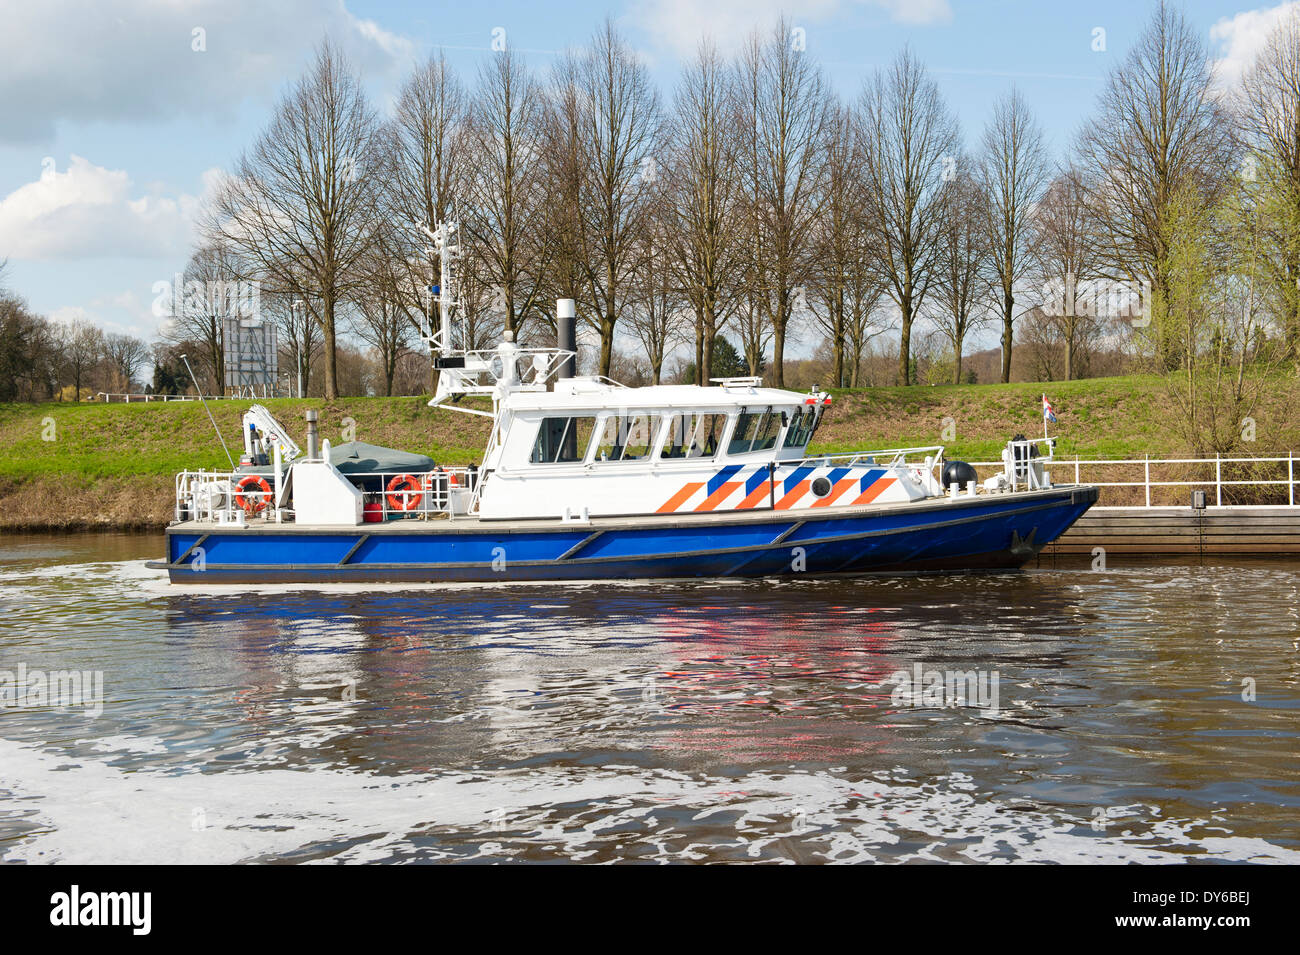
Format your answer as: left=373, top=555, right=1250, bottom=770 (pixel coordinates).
left=4, top=2, right=1300, bottom=430
left=0, top=263, right=153, bottom=402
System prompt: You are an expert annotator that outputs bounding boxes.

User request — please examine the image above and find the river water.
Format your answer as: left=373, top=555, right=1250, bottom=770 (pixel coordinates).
left=0, top=532, right=1296, bottom=864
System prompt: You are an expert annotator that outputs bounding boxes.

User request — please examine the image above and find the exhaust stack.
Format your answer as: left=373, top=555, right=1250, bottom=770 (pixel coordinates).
left=556, top=299, right=576, bottom=379
left=305, top=409, right=320, bottom=460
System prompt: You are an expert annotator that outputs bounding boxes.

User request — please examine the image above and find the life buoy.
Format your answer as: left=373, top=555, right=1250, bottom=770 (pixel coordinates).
left=234, top=475, right=272, bottom=514
left=386, top=473, right=423, bottom=511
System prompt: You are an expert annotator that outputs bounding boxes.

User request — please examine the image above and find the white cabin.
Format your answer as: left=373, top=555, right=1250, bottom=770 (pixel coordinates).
left=475, top=376, right=943, bottom=520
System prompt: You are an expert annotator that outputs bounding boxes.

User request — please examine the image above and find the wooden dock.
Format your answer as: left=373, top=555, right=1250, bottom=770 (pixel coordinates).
left=1041, top=505, right=1300, bottom=556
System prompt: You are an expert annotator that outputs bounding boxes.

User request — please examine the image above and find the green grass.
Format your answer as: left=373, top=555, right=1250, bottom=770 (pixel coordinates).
left=2, top=373, right=1296, bottom=484
left=815, top=374, right=1262, bottom=462
left=0, top=396, right=494, bottom=480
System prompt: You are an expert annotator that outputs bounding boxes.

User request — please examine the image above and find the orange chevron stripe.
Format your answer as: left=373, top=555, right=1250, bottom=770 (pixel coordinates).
left=810, top=476, right=857, bottom=508
left=849, top=476, right=895, bottom=506
left=657, top=482, right=704, bottom=513
left=695, top=481, right=741, bottom=512
left=775, top=480, right=810, bottom=510
left=736, top=482, right=773, bottom=509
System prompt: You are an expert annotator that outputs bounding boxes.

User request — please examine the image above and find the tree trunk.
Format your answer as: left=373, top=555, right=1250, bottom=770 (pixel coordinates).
left=832, top=288, right=845, bottom=387
left=599, top=312, right=615, bottom=377
left=695, top=311, right=704, bottom=385
left=323, top=293, right=339, bottom=399
left=702, top=319, right=715, bottom=383
left=897, top=292, right=913, bottom=386
left=772, top=317, right=786, bottom=387
left=1000, top=291, right=1014, bottom=383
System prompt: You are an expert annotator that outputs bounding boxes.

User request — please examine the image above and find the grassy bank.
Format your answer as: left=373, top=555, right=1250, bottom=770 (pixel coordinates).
left=2, top=375, right=1296, bottom=530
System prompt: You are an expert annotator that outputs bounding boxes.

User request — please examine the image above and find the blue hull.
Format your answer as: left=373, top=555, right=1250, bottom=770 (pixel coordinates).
left=152, top=486, right=1098, bottom=584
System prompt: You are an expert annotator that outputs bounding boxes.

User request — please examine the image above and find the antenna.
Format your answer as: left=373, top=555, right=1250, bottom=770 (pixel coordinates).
left=180, top=353, right=235, bottom=469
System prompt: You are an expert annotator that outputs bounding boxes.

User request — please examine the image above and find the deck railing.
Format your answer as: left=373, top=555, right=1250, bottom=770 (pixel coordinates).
left=175, top=467, right=475, bottom=524
left=97, top=392, right=276, bottom=403
left=799, top=445, right=946, bottom=470
left=969, top=453, right=1299, bottom=507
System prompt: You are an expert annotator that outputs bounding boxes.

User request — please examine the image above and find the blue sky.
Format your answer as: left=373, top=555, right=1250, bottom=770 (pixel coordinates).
left=0, top=0, right=1289, bottom=353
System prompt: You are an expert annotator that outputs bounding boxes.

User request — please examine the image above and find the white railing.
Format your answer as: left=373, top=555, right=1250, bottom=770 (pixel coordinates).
left=99, top=392, right=241, bottom=403
left=175, top=467, right=475, bottom=524
left=801, top=445, right=946, bottom=470
left=970, top=452, right=1298, bottom=507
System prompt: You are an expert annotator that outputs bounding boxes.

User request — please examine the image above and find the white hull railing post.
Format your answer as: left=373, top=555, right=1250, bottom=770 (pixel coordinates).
left=1144, top=455, right=1151, bottom=507
left=1290, top=452, right=1295, bottom=506
left=1216, top=454, right=1222, bottom=507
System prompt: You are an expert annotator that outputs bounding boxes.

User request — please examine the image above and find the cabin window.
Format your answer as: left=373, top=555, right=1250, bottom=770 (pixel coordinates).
left=659, top=413, right=724, bottom=459
left=783, top=408, right=812, bottom=448
left=728, top=407, right=780, bottom=454
left=752, top=410, right=783, bottom=451
left=530, top=415, right=597, bottom=464
left=594, top=413, right=663, bottom=462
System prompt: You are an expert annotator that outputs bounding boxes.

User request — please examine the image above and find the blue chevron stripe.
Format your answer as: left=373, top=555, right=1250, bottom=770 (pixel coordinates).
left=859, top=468, right=885, bottom=492
left=707, top=465, right=743, bottom=497
left=744, top=467, right=770, bottom=495
left=783, top=466, right=814, bottom=494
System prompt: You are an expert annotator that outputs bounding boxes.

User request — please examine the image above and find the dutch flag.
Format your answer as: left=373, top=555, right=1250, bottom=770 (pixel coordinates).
left=1042, top=394, right=1057, bottom=424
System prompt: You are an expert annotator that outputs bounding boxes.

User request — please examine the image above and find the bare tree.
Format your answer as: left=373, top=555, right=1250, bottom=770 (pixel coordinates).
left=573, top=18, right=664, bottom=375
left=625, top=193, right=687, bottom=384
left=103, top=332, right=149, bottom=390
left=858, top=48, right=960, bottom=385
left=464, top=46, right=551, bottom=338
left=978, top=88, right=1048, bottom=382
left=539, top=51, right=592, bottom=322
left=382, top=53, right=469, bottom=342
left=268, top=292, right=319, bottom=397
left=1031, top=167, right=1102, bottom=380
left=735, top=20, right=830, bottom=387
left=165, top=242, right=246, bottom=395
left=665, top=40, right=743, bottom=384
left=206, top=40, right=382, bottom=398
left=807, top=104, right=869, bottom=387
left=59, top=320, right=104, bottom=400
left=350, top=288, right=413, bottom=397
left=0, top=292, right=60, bottom=401
left=931, top=165, right=994, bottom=384
left=843, top=254, right=888, bottom=388
left=1077, top=0, right=1234, bottom=371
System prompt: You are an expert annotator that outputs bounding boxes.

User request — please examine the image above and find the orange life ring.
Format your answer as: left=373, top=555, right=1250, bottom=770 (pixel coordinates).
left=234, top=475, right=272, bottom=514
left=386, top=473, right=423, bottom=511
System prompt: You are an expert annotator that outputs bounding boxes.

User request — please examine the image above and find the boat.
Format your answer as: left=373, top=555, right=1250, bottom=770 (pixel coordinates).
left=148, top=220, right=1097, bottom=585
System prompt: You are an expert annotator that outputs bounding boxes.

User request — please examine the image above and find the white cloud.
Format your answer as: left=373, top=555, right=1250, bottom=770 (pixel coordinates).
left=48, top=305, right=94, bottom=327
left=0, top=155, right=209, bottom=260
left=629, top=0, right=951, bottom=57
left=1210, top=2, right=1300, bottom=89
left=0, top=0, right=415, bottom=142
left=50, top=300, right=158, bottom=341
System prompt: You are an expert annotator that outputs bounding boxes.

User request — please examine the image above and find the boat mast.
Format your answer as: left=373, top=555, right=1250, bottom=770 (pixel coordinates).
left=416, top=214, right=575, bottom=416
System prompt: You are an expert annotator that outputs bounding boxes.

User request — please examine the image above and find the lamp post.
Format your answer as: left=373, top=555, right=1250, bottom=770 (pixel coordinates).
left=291, top=298, right=305, bottom=398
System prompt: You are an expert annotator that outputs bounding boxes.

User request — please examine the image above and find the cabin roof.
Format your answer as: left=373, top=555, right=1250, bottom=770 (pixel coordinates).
left=503, top=379, right=818, bottom=413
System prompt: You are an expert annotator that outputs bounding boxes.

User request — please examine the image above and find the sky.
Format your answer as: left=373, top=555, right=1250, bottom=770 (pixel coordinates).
left=0, top=0, right=1294, bottom=356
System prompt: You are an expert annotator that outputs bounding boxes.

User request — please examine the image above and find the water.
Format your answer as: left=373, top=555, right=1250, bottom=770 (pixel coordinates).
left=1, top=532, right=1297, bottom=864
